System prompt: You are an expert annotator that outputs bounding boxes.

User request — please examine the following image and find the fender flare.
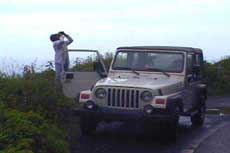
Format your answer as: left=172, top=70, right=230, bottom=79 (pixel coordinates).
left=166, top=95, right=183, bottom=114
left=195, top=84, right=207, bottom=101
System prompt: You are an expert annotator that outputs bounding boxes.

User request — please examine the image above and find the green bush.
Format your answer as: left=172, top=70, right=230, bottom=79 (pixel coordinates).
left=0, top=107, right=69, bottom=153
left=0, top=70, right=73, bottom=119
left=0, top=68, right=73, bottom=153
left=204, top=57, right=230, bottom=95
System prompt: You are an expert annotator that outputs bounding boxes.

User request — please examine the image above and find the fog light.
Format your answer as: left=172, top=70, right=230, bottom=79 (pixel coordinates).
left=144, top=105, right=154, bottom=114
left=84, top=101, right=96, bottom=110
left=87, top=104, right=93, bottom=109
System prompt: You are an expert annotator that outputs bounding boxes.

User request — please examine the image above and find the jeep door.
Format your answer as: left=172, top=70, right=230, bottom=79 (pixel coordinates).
left=61, top=49, right=107, bottom=99
left=183, top=52, right=203, bottom=112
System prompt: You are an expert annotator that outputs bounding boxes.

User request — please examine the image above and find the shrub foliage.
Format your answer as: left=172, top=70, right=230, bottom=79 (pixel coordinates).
left=204, top=57, right=230, bottom=95
left=0, top=69, right=72, bottom=153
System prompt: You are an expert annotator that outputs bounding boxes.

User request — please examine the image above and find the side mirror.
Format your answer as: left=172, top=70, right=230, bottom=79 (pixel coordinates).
left=93, top=62, right=102, bottom=72
left=93, top=62, right=108, bottom=78
left=65, top=72, right=74, bottom=79
left=192, top=65, right=200, bottom=75
left=93, top=62, right=97, bottom=71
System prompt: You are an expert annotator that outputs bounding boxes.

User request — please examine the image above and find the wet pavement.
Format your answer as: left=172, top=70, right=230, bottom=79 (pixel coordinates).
left=71, top=115, right=229, bottom=153
left=69, top=96, right=230, bottom=153
left=195, top=122, right=230, bottom=153
left=207, top=96, right=230, bottom=109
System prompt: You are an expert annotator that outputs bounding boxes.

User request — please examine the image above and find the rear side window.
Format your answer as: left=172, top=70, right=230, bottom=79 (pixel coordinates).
left=196, top=53, right=203, bottom=66
left=187, top=54, right=193, bottom=75
left=194, top=53, right=203, bottom=66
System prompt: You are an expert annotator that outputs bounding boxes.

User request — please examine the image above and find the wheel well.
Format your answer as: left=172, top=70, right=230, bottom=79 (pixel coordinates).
left=196, top=84, right=207, bottom=100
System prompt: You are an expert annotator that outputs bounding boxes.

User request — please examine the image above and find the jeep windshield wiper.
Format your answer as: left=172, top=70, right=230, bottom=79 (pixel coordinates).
left=113, top=67, right=140, bottom=75
left=131, top=69, right=140, bottom=75
left=145, top=68, right=170, bottom=77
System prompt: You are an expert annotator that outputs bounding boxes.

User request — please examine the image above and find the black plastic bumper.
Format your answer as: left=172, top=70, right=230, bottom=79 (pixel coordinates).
left=73, top=107, right=172, bottom=122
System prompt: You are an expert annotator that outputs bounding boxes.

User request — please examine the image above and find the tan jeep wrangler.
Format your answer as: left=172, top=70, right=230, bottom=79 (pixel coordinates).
left=62, top=46, right=207, bottom=140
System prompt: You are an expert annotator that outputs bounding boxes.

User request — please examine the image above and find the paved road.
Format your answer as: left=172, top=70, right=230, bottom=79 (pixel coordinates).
left=207, top=96, right=230, bottom=109
left=69, top=97, right=230, bottom=153
left=195, top=122, right=230, bottom=153
left=70, top=115, right=229, bottom=153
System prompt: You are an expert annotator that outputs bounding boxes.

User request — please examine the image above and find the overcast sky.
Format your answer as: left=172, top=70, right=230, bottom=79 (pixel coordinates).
left=0, top=0, right=230, bottom=68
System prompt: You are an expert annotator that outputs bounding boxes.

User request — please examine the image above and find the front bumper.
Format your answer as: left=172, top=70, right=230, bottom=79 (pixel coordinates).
left=73, top=107, right=172, bottom=122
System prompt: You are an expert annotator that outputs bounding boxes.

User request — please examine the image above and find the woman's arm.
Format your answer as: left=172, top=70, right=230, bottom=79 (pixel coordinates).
left=63, top=32, right=73, bottom=45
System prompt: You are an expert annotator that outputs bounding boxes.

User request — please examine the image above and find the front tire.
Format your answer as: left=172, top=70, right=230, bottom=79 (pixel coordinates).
left=191, top=99, right=206, bottom=127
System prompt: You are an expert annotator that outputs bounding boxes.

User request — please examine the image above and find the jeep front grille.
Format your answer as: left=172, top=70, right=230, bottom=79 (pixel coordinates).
left=107, top=88, right=140, bottom=108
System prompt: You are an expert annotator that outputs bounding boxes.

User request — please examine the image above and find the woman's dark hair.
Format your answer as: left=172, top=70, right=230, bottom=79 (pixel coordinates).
left=50, top=34, right=59, bottom=42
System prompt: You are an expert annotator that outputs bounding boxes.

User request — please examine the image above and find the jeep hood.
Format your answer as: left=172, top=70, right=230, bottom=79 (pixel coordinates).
left=95, top=77, right=184, bottom=95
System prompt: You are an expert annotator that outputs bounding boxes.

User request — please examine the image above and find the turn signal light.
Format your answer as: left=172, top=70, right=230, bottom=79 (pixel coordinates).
left=80, top=93, right=90, bottom=99
left=155, top=99, right=165, bottom=105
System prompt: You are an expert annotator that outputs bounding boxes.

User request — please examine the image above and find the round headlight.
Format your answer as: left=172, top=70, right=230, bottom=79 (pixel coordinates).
left=95, top=88, right=106, bottom=99
left=141, top=91, right=153, bottom=102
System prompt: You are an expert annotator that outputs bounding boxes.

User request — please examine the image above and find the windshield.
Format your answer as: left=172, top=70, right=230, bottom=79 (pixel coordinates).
left=112, top=51, right=184, bottom=73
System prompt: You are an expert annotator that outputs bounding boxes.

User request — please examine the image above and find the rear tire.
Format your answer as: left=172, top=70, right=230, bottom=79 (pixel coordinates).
left=80, top=117, right=97, bottom=135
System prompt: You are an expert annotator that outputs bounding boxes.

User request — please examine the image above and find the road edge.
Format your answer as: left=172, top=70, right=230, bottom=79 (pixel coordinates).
left=180, top=122, right=226, bottom=153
